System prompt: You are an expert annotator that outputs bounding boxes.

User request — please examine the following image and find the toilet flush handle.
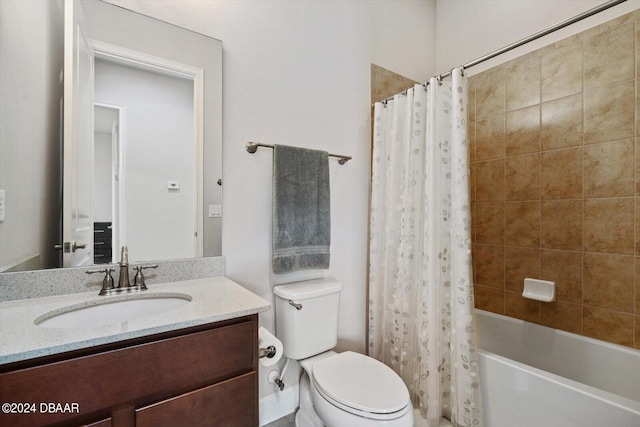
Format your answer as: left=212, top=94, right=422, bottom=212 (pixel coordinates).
left=288, top=300, right=302, bottom=310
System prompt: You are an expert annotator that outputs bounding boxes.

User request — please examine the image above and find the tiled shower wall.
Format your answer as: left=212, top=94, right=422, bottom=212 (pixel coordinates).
left=468, top=10, right=640, bottom=349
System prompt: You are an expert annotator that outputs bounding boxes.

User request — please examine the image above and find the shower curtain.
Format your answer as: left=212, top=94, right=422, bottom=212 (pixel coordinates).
left=368, top=68, right=482, bottom=427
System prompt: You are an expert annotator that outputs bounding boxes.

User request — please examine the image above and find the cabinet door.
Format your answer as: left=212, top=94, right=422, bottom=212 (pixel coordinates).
left=135, top=372, right=257, bottom=427
left=0, top=319, right=256, bottom=427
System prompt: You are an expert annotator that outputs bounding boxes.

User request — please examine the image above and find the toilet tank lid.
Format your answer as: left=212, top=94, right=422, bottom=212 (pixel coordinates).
left=273, top=278, right=342, bottom=300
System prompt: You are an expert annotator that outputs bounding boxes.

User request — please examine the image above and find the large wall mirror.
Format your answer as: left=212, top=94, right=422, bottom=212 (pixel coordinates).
left=0, top=0, right=222, bottom=272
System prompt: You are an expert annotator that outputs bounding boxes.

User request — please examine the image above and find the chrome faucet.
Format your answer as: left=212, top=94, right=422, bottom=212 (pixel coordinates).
left=86, top=246, right=158, bottom=296
left=118, top=246, right=131, bottom=289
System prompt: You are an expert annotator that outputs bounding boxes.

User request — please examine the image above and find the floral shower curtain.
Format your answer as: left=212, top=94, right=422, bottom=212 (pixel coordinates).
left=368, top=68, right=482, bottom=427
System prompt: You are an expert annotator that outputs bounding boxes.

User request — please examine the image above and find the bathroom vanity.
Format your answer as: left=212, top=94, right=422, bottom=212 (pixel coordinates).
left=0, top=277, right=270, bottom=426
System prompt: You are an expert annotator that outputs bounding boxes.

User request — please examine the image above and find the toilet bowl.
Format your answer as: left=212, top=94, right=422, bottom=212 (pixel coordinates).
left=273, top=279, right=413, bottom=427
left=298, top=351, right=413, bottom=427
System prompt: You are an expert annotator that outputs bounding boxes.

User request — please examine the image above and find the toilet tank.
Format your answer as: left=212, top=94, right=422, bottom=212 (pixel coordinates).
left=274, top=278, right=342, bottom=360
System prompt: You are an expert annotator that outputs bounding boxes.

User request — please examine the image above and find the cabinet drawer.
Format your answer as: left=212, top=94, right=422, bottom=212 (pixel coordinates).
left=136, top=372, right=257, bottom=427
left=0, top=319, right=256, bottom=427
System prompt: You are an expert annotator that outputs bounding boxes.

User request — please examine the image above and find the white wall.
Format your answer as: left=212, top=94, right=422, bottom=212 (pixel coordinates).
left=436, top=0, right=640, bottom=75
left=101, top=0, right=436, bottom=404
left=93, top=131, right=113, bottom=223
left=94, top=60, right=196, bottom=263
left=372, top=0, right=437, bottom=81
left=101, top=0, right=436, bottom=348
left=0, top=0, right=63, bottom=271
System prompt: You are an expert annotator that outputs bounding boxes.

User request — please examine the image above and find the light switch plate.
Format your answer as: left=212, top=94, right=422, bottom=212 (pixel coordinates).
left=208, top=204, right=222, bottom=218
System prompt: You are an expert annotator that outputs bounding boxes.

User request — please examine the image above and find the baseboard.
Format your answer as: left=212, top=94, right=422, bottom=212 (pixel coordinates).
left=259, top=384, right=299, bottom=426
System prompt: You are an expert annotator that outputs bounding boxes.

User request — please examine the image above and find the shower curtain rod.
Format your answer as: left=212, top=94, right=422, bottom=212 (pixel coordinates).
left=374, top=0, right=627, bottom=105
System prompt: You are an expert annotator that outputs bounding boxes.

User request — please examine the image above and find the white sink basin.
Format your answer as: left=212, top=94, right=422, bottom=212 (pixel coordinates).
left=34, top=293, right=192, bottom=328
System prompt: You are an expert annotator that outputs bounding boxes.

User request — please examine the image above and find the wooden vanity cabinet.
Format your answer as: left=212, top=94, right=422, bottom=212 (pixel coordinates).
left=0, top=315, right=259, bottom=427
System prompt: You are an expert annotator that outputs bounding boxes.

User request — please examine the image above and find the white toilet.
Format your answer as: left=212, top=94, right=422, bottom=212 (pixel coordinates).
left=274, top=278, right=413, bottom=427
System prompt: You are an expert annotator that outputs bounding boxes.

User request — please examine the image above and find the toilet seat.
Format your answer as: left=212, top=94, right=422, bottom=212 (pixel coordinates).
left=311, top=351, right=411, bottom=421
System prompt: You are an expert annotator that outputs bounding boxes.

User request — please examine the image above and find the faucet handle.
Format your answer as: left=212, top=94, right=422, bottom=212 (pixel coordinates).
left=133, top=264, right=158, bottom=288
left=86, top=267, right=116, bottom=295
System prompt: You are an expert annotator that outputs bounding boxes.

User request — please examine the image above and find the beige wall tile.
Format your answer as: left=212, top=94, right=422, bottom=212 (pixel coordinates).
left=541, top=42, right=582, bottom=102
left=371, top=64, right=417, bottom=103
left=468, top=77, right=477, bottom=123
left=506, top=56, right=541, bottom=111
left=471, top=201, right=476, bottom=242
left=506, top=154, right=540, bottom=201
left=476, top=202, right=505, bottom=245
left=474, top=244, right=505, bottom=289
left=583, top=253, right=634, bottom=313
left=505, top=291, right=540, bottom=322
left=584, top=139, right=635, bottom=198
left=637, top=200, right=640, bottom=256
left=476, top=114, right=505, bottom=160
left=584, top=80, right=635, bottom=144
left=540, top=250, right=582, bottom=304
left=541, top=147, right=582, bottom=199
left=468, top=121, right=476, bottom=163
left=470, top=163, right=476, bottom=202
left=506, top=201, right=540, bottom=247
left=540, top=301, right=582, bottom=334
left=541, top=93, right=583, bottom=151
left=474, top=284, right=505, bottom=314
left=505, top=247, right=540, bottom=293
left=471, top=12, right=639, bottom=350
left=583, top=306, right=634, bottom=346
left=506, top=105, right=540, bottom=156
left=583, top=198, right=634, bottom=255
left=541, top=200, right=582, bottom=251
left=584, top=22, right=634, bottom=90
left=636, top=257, right=640, bottom=315
left=476, top=159, right=505, bottom=202
left=476, top=68, right=505, bottom=120
left=637, top=18, right=640, bottom=78
left=637, top=139, right=640, bottom=195
left=599, top=13, right=635, bottom=32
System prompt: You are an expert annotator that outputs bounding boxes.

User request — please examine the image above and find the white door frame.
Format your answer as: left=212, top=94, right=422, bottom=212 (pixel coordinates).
left=92, top=40, right=205, bottom=257
left=94, top=102, right=125, bottom=262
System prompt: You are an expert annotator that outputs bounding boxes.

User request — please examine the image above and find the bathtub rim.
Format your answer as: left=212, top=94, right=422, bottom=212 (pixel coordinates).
left=478, top=349, right=640, bottom=415
left=476, top=309, right=640, bottom=359
left=475, top=308, right=640, bottom=415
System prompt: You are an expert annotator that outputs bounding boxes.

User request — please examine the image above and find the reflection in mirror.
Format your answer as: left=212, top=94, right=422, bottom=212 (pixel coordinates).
left=93, top=56, right=199, bottom=264
left=0, top=0, right=222, bottom=272
left=93, top=104, right=121, bottom=264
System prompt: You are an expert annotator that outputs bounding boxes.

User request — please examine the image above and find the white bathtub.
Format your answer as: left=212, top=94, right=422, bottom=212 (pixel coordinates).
left=476, top=310, right=640, bottom=427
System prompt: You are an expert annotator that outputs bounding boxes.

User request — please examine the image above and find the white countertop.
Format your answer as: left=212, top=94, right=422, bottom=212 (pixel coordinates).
left=0, top=277, right=270, bottom=365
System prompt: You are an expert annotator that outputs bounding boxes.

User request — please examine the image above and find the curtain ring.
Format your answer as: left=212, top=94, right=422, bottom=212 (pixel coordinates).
left=460, top=65, right=465, bottom=77
left=436, top=75, right=443, bottom=86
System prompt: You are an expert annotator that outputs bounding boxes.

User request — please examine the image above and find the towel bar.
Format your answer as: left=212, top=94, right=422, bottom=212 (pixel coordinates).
left=245, top=141, right=352, bottom=164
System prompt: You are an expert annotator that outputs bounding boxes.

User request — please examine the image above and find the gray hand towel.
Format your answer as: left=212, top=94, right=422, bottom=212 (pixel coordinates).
left=272, top=144, right=330, bottom=274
